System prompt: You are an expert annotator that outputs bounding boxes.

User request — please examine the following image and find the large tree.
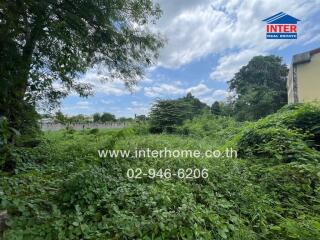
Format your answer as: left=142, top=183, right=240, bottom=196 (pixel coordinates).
left=0, top=0, right=163, bottom=130
left=149, top=93, right=208, bottom=133
left=100, top=112, right=115, bottom=122
left=210, top=101, right=221, bottom=116
left=228, top=55, right=288, bottom=121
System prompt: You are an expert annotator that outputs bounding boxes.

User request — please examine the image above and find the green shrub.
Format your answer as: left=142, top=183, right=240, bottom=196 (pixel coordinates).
left=235, top=103, right=320, bottom=164
left=15, top=136, right=42, bottom=148
left=0, top=117, right=20, bottom=147
left=260, top=163, right=320, bottom=209
left=238, top=127, right=320, bottom=163
left=89, top=128, right=99, bottom=135
left=177, top=113, right=244, bottom=146
left=65, top=126, right=76, bottom=135
left=274, top=218, right=320, bottom=240
left=131, top=122, right=150, bottom=135
left=149, top=94, right=209, bottom=133
left=56, top=167, right=110, bottom=208
left=283, top=104, right=320, bottom=149
left=0, top=117, right=21, bottom=171
left=254, top=103, right=320, bottom=149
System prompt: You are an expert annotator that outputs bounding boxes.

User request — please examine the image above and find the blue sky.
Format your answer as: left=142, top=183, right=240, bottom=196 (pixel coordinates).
left=60, top=0, right=320, bottom=117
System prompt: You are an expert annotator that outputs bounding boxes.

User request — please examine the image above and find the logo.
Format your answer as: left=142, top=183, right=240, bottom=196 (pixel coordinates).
left=262, top=12, right=300, bottom=39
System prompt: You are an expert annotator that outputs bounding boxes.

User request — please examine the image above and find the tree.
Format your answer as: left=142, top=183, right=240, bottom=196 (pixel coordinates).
left=211, top=101, right=221, bottom=115
left=100, top=112, right=115, bottom=122
left=149, top=99, right=190, bottom=133
left=228, top=55, right=288, bottom=121
left=149, top=94, right=208, bottom=133
left=55, top=111, right=66, bottom=123
left=93, top=113, right=101, bottom=123
left=135, top=115, right=147, bottom=121
left=68, top=114, right=86, bottom=123
left=183, top=92, right=209, bottom=117
left=0, top=0, right=163, bottom=130
left=219, top=101, right=233, bottom=117
left=118, top=117, right=133, bottom=122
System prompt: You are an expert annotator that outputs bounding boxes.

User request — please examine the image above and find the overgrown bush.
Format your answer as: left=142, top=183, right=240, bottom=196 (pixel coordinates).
left=65, top=126, right=76, bottom=134
left=236, top=103, right=320, bottom=163
left=238, top=127, right=320, bottom=163
left=56, top=166, right=111, bottom=208
left=149, top=93, right=209, bottom=133
left=253, top=103, right=320, bottom=149
left=177, top=113, right=245, bottom=145
left=0, top=117, right=20, bottom=171
left=258, top=163, right=320, bottom=209
left=131, top=122, right=150, bottom=135
left=89, top=128, right=99, bottom=135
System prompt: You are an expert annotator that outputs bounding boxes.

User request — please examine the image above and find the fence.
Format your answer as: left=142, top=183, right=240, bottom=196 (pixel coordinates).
left=41, top=122, right=127, bottom=131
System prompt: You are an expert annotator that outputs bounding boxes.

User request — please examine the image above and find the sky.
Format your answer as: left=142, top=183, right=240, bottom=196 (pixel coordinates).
left=60, top=0, right=320, bottom=117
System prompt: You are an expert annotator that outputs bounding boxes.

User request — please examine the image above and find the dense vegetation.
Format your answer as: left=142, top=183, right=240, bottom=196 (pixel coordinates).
left=149, top=93, right=209, bottom=133
left=228, top=55, right=288, bottom=121
left=1, top=103, right=320, bottom=239
left=93, top=113, right=116, bottom=123
left=1, top=2, right=315, bottom=239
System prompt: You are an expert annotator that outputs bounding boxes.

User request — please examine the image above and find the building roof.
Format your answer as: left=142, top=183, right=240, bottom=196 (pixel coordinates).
left=292, top=48, right=320, bottom=65
left=262, top=12, right=300, bottom=24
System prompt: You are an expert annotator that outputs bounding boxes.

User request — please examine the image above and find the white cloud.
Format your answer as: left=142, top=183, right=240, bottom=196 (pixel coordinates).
left=198, top=96, right=216, bottom=105
left=131, top=101, right=145, bottom=107
left=100, top=99, right=113, bottom=105
left=144, top=82, right=213, bottom=98
left=62, top=101, right=91, bottom=113
left=213, top=89, right=229, bottom=98
left=156, top=2, right=233, bottom=68
left=126, top=106, right=150, bottom=116
left=76, top=101, right=90, bottom=106
left=127, top=101, right=151, bottom=116
left=143, top=82, right=229, bottom=105
left=71, top=101, right=91, bottom=109
left=187, top=83, right=211, bottom=96
left=154, top=0, right=320, bottom=68
left=140, top=77, right=153, bottom=84
left=144, top=83, right=185, bottom=97
left=210, top=49, right=265, bottom=82
left=198, top=89, right=230, bottom=105
left=79, top=69, right=140, bottom=96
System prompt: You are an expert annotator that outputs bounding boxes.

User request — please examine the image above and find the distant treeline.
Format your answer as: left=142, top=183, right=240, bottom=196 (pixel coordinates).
left=41, top=111, right=147, bottom=124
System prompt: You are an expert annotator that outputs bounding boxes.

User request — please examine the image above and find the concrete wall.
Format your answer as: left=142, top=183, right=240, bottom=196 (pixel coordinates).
left=297, top=52, right=320, bottom=102
left=41, top=122, right=127, bottom=131
left=287, top=66, right=294, bottom=103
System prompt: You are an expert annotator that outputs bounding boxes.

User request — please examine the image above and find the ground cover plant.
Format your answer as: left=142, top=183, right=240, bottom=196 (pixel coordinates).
left=1, top=103, right=320, bottom=239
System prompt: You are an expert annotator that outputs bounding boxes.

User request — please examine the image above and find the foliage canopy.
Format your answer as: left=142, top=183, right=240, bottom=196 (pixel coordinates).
left=149, top=93, right=208, bottom=133
left=0, top=0, right=163, bottom=128
left=228, top=55, right=288, bottom=121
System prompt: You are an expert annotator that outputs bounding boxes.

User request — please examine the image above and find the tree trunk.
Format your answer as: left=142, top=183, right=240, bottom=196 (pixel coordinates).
left=2, top=15, right=43, bottom=131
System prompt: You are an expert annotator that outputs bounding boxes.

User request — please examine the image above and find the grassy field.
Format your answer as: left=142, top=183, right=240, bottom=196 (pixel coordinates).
left=1, top=104, right=320, bottom=239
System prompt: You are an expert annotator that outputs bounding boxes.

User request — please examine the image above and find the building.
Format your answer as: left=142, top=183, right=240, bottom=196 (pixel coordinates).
left=287, top=48, right=320, bottom=103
